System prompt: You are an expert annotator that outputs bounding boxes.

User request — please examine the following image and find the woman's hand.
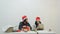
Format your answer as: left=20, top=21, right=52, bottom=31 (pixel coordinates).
left=22, top=26, right=30, bottom=32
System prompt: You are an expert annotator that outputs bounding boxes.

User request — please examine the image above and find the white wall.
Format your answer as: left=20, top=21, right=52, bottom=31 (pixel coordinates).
left=0, top=0, right=59, bottom=34
left=56, top=0, right=60, bottom=34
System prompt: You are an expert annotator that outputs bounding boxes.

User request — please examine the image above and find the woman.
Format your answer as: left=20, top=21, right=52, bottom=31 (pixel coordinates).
left=18, top=16, right=32, bottom=32
left=35, top=17, right=44, bottom=30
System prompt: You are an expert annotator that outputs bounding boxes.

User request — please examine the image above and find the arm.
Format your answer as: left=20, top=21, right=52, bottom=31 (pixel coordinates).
left=19, top=22, right=23, bottom=30
left=28, top=23, right=32, bottom=30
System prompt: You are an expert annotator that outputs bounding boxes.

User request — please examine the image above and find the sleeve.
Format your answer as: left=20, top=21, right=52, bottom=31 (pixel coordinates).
left=28, top=23, right=32, bottom=30
left=35, top=21, right=37, bottom=28
left=19, top=22, right=23, bottom=30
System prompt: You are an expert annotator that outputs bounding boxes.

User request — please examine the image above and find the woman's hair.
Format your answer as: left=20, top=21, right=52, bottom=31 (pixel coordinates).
left=23, top=19, right=28, bottom=22
left=23, top=19, right=28, bottom=24
left=35, top=21, right=41, bottom=28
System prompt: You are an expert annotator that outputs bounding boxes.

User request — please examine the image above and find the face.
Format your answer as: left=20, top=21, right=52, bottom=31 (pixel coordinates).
left=23, top=18, right=28, bottom=24
left=26, top=18, right=28, bottom=22
left=36, top=19, right=40, bottom=22
left=36, top=19, right=40, bottom=24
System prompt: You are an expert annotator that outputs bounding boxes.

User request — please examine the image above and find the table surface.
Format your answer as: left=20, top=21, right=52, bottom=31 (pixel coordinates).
left=0, top=30, right=56, bottom=34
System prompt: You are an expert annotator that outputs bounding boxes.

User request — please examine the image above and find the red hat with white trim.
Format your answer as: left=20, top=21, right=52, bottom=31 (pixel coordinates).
left=22, top=15, right=27, bottom=20
left=36, top=17, right=40, bottom=21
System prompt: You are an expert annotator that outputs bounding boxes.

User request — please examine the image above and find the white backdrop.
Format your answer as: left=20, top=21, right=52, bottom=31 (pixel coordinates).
left=0, top=0, right=59, bottom=34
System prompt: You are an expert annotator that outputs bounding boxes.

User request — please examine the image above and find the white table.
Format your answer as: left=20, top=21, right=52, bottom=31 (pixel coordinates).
left=37, top=30, right=56, bottom=34
left=0, top=31, right=36, bottom=34
left=0, top=30, right=56, bottom=34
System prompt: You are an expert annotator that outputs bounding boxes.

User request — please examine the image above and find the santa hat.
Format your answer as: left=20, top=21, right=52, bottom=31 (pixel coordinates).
left=36, top=17, right=40, bottom=20
left=22, top=15, right=27, bottom=20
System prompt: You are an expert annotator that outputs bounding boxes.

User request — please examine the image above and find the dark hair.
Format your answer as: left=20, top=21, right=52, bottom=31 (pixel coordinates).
left=35, top=21, right=41, bottom=28
left=23, top=19, right=27, bottom=22
left=23, top=19, right=28, bottom=24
